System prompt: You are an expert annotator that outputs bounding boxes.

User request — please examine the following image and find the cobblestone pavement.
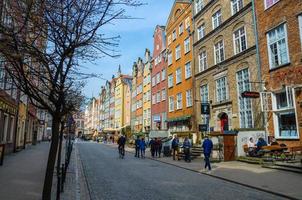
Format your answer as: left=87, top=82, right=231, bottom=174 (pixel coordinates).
left=112, top=143, right=302, bottom=200
left=77, top=141, right=288, bottom=200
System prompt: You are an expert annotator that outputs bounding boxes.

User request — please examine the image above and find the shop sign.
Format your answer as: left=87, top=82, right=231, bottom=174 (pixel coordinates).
left=199, top=124, right=208, bottom=132
left=0, top=100, right=16, bottom=115
left=241, top=91, right=260, bottom=98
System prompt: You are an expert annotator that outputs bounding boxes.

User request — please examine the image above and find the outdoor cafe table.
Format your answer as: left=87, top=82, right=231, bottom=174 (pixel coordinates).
left=262, top=145, right=288, bottom=151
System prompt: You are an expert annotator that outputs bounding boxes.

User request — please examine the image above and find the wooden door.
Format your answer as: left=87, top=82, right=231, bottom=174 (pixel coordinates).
left=223, top=135, right=236, bottom=161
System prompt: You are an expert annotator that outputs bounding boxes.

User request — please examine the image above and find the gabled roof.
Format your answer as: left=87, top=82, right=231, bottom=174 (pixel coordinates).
left=166, top=0, right=191, bottom=28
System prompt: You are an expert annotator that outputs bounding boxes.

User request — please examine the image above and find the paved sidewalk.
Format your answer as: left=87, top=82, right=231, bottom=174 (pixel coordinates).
left=0, top=142, right=50, bottom=200
left=105, top=143, right=302, bottom=200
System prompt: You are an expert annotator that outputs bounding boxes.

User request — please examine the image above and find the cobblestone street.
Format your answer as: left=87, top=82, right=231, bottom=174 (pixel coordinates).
left=77, top=141, right=289, bottom=200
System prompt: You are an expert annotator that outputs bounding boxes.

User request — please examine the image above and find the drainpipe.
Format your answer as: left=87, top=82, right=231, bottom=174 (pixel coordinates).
left=251, top=0, right=268, bottom=140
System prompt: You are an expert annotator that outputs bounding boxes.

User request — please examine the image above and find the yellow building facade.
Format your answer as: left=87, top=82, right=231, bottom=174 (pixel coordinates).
left=143, top=49, right=152, bottom=133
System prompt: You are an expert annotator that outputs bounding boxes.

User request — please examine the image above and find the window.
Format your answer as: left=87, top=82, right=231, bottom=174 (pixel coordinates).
left=237, top=68, right=253, bottom=128
left=185, top=62, right=191, bottom=79
left=179, top=23, right=184, bottom=35
left=265, top=0, right=279, bottom=9
left=214, top=40, right=225, bottom=64
left=156, top=73, right=160, bottom=84
left=175, top=45, right=181, bottom=60
left=176, top=68, right=182, bottom=84
left=197, top=25, right=205, bottom=40
left=198, top=51, right=207, bottom=72
left=195, top=0, right=203, bottom=14
left=272, top=88, right=297, bottom=139
left=234, top=27, right=247, bottom=54
left=172, top=30, right=177, bottom=41
left=168, top=74, right=173, bottom=88
left=156, top=92, right=161, bottom=103
left=212, top=10, right=222, bottom=29
left=216, top=76, right=228, bottom=102
left=231, top=0, right=243, bottom=15
left=168, top=35, right=172, bottom=45
left=176, top=93, right=182, bottom=109
left=162, top=89, right=166, bottom=101
left=184, top=37, right=190, bottom=54
left=161, top=69, right=166, bottom=81
left=152, top=76, right=156, bottom=87
left=0, top=65, right=5, bottom=89
left=267, top=24, right=289, bottom=69
left=298, top=15, right=302, bottom=49
left=168, top=52, right=172, bottom=66
left=186, top=90, right=193, bottom=107
left=185, top=17, right=190, bottom=29
left=152, top=94, right=156, bottom=105
left=169, top=96, right=174, bottom=112
left=200, top=84, right=208, bottom=103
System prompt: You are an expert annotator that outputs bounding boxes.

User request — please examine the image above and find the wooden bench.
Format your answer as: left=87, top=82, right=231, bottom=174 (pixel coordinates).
left=288, top=146, right=302, bottom=160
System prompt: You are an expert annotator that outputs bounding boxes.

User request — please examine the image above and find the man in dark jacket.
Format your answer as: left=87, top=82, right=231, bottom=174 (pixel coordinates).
left=172, top=135, right=179, bottom=160
left=149, top=138, right=155, bottom=157
left=183, top=137, right=191, bottom=162
left=202, top=136, right=213, bottom=171
left=157, top=139, right=162, bottom=158
left=135, top=136, right=140, bottom=158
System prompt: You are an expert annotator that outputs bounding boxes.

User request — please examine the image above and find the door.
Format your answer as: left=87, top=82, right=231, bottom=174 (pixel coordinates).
left=223, top=135, right=236, bottom=161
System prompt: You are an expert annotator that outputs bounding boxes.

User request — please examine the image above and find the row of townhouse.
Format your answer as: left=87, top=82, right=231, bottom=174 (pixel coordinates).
left=85, top=0, right=302, bottom=152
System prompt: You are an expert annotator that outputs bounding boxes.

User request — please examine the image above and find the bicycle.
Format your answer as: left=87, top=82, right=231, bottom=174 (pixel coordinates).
left=118, top=145, right=125, bottom=159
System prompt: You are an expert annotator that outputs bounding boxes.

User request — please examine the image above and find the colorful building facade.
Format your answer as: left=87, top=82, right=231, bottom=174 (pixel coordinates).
left=143, top=49, right=152, bottom=133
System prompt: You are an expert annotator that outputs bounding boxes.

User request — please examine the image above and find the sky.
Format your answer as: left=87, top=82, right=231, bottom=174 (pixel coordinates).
left=82, top=0, right=174, bottom=98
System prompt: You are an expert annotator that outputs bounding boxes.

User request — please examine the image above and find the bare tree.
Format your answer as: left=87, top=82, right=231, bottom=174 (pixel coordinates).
left=0, top=0, right=142, bottom=199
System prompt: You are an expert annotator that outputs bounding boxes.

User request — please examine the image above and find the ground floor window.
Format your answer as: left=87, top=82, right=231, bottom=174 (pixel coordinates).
left=274, top=111, right=298, bottom=138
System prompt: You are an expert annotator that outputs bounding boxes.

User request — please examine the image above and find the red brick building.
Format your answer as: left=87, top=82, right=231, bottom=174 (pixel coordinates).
left=151, top=25, right=168, bottom=131
left=255, top=0, right=302, bottom=145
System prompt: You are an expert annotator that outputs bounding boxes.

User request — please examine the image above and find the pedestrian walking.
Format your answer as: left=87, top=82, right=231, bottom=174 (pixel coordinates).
left=158, top=139, right=162, bottom=158
left=183, top=137, right=191, bottom=162
left=202, top=135, right=213, bottom=171
left=149, top=138, right=155, bottom=157
left=139, top=138, right=147, bottom=158
left=154, top=138, right=160, bottom=157
left=135, top=136, right=140, bottom=158
left=172, top=135, right=179, bottom=160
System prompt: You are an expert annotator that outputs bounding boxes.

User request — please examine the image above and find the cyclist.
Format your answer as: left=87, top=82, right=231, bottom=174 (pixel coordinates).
left=117, top=134, right=126, bottom=158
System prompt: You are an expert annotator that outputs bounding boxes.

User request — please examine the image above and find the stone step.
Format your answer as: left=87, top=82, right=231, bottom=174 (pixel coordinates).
left=262, top=165, right=302, bottom=174
left=274, top=163, right=302, bottom=170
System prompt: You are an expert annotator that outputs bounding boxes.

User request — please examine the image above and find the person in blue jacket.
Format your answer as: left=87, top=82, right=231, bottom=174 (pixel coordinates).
left=202, top=135, right=213, bottom=171
left=183, top=137, right=191, bottom=162
left=139, top=138, right=147, bottom=158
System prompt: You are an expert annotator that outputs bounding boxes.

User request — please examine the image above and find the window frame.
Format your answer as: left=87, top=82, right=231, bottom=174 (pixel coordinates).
left=231, top=0, right=243, bottom=15
left=168, top=52, right=173, bottom=66
left=176, top=92, right=183, bottom=110
left=169, top=96, right=174, bottom=112
left=176, top=67, right=182, bottom=84
left=184, top=37, right=190, bottom=54
left=197, top=24, right=205, bottom=41
left=264, top=0, right=280, bottom=10
left=212, top=9, right=222, bottom=30
left=198, top=51, right=207, bottom=72
left=233, top=26, right=247, bottom=55
left=186, top=89, right=193, bottom=107
left=175, top=45, right=181, bottom=60
left=266, top=23, right=290, bottom=69
left=185, top=62, right=191, bottom=79
left=214, top=40, right=225, bottom=64
left=215, top=76, right=228, bottom=102
left=179, top=23, right=184, bottom=35
left=168, top=74, right=174, bottom=88
left=200, top=84, right=209, bottom=103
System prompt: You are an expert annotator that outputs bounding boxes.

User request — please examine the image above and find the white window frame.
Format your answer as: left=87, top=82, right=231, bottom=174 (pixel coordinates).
left=195, top=0, right=203, bottom=14
left=176, top=68, right=182, bottom=84
left=169, top=96, right=174, bottom=112
left=266, top=23, right=290, bottom=69
left=161, top=69, right=166, bottom=81
left=186, top=90, right=193, bottom=107
left=233, top=26, right=247, bottom=55
left=175, top=45, right=181, bottom=60
left=172, top=30, right=177, bottom=41
left=168, top=52, right=173, bottom=66
left=214, top=40, right=225, bottom=64
left=176, top=93, right=183, bottom=110
left=200, top=84, right=208, bottom=103
left=184, top=37, right=190, bottom=54
left=216, top=76, right=228, bottom=102
left=156, top=92, right=161, bottom=103
left=299, top=15, right=302, bottom=49
left=197, top=25, right=205, bottom=40
left=212, top=9, right=222, bottom=30
left=162, top=89, right=166, bottom=101
left=179, top=23, right=184, bottom=35
left=236, top=68, right=254, bottom=128
left=198, top=51, right=207, bottom=72
left=168, top=74, right=173, bottom=88
left=168, top=35, right=172, bottom=45
left=185, top=62, right=191, bottom=79
left=272, top=87, right=299, bottom=139
left=264, top=0, right=279, bottom=10
left=231, top=0, right=243, bottom=15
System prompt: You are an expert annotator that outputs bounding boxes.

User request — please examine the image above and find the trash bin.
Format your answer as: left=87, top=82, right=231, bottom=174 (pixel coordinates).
left=163, top=146, right=171, bottom=157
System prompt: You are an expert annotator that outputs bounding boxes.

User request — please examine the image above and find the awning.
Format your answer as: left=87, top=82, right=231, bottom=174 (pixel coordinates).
left=166, top=115, right=191, bottom=123
left=149, top=130, right=170, bottom=138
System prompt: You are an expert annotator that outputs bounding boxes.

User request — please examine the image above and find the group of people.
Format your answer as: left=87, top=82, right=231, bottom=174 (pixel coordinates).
left=134, top=137, right=147, bottom=158
left=247, top=137, right=268, bottom=157
left=148, top=138, right=162, bottom=158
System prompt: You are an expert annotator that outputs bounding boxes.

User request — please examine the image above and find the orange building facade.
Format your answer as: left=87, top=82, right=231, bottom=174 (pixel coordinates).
left=166, top=1, right=197, bottom=142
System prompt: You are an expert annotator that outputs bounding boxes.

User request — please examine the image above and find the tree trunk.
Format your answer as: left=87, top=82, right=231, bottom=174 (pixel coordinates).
left=56, top=121, right=65, bottom=200
left=42, top=114, right=61, bottom=200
